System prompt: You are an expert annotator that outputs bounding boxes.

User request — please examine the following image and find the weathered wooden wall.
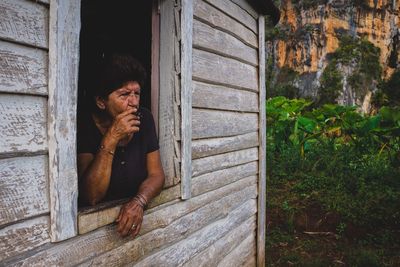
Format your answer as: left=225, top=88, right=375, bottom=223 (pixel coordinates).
left=190, top=0, right=261, bottom=265
left=0, top=0, right=263, bottom=266
left=0, top=0, right=51, bottom=263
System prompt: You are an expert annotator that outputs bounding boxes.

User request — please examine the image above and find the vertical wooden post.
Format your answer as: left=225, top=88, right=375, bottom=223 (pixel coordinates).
left=180, top=0, right=193, bottom=199
left=257, top=15, right=267, bottom=267
left=159, top=0, right=179, bottom=187
left=48, top=0, right=80, bottom=242
left=151, top=0, right=160, bottom=135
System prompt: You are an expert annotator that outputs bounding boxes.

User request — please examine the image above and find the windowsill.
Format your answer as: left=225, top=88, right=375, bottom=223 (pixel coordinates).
left=78, top=198, right=128, bottom=234
left=77, top=184, right=181, bottom=234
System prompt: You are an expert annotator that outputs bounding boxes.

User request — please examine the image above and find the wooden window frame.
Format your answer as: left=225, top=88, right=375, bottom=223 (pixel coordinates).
left=48, top=0, right=192, bottom=242
left=48, top=0, right=81, bottom=242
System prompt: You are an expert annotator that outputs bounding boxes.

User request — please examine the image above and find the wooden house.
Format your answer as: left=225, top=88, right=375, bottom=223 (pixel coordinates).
left=0, top=0, right=279, bottom=266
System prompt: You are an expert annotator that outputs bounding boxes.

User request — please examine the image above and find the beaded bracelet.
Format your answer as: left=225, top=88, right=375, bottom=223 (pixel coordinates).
left=99, top=145, right=115, bottom=156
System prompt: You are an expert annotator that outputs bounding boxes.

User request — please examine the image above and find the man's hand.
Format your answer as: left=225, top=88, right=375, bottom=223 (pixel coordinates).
left=116, top=199, right=144, bottom=237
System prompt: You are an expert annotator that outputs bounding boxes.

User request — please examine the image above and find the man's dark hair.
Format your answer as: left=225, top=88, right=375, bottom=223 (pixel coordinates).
left=94, top=53, right=147, bottom=98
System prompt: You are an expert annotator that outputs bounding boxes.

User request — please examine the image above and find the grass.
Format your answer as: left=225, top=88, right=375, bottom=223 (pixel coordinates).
left=266, top=143, right=400, bottom=266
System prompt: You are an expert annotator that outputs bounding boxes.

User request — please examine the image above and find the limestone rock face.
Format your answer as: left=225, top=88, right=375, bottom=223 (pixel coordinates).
left=270, top=0, right=400, bottom=105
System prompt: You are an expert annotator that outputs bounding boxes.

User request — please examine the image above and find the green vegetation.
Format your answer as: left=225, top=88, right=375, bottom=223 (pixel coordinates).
left=265, top=22, right=291, bottom=42
left=318, top=63, right=343, bottom=106
left=267, top=66, right=300, bottom=99
left=265, top=35, right=382, bottom=107
left=291, top=0, right=326, bottom=10
left=290, top=0, right=370, bottom=11
left=267, top=97, right=400, bottom=266
left=317, top=35, right=382, bottom=105
left=375, top=69, right=400, bottom=107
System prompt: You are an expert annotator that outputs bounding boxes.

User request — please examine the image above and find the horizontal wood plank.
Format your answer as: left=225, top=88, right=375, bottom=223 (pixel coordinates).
left=133, top=199, right=257, bottom=267
left=8, top=177, right=256, bottom=266
left=193, top=19, right=257, bottom=66
left=193, top=147, right=258, bottom=177
left=0, top=40, right=48, bottom=95
left=230, top=0, right=258, bottom=18
left=192, top=108, right=258, bottom=139
left=193, top=81, right=258, bottom=112
left=192, top=132, right=258, bottom=159
left=0, top=156, right=49, bottom=227
left=218, top=231, right=256, bottom=267
left=77, top=181, right=258, bottom=266
left=193, top=49, right=258, bottom=91
left=183, top=215, right=256, bottom=267
left=0, top=94, right=47, bottom=155
left=0, top=0, right=48, bottom=49
left=142, top=176, right=256, bottom=235
left=78, top=184, right=181, bottom=234
left=194, top=0, right=258, bottom=48
left=0, top=216, right=50, bottom=262
left=30, top=0, right=50, bottom=5
left=192, top=163, right=258, bottom=197
left=204, top=0, right=258, bottom=33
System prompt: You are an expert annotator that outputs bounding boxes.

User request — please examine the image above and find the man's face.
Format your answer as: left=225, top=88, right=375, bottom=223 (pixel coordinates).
left=99, top=81, right=141, bottom=118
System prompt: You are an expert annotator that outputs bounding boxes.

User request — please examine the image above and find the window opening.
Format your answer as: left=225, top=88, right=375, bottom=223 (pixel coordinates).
left=77, top=0, right=153, bottom=209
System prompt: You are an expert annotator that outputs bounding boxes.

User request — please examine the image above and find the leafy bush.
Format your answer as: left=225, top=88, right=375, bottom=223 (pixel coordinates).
left=317, top=63, right=343, bottom=105
left=345, top=249, right=381, bottom=267
left=376, top=69, right=400, bottom=107
left=267, top=96, right=400, bottom=235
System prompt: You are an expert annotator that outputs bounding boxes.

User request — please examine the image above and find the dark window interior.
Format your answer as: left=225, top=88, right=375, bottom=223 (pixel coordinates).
left=77, top=0, right=153, bottom=209
left=78, top=0, right=153, bottom=115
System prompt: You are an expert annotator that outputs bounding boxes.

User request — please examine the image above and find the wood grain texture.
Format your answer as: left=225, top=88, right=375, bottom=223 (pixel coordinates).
left=180, top=0, right=193, bottom=200
left=151, top=0, right=160, bottom=135
left=78, top=184, right=180, bottom=234
left=0, top=0, right=48, bottom=49
left=48, top=0, right=80, bottom=242
left=193, top=49, right=258, bottom=92
left=0, top=94, right=47, bottom=155
left=192, top=163, right=258, bottom=197
left=192, top=81, right=259, bottom=112
left=194, top=0, right=258, bottom=48
left=218, top=231, right=257, bottom=267
left=204, top=0, right=258, bottom=33
left=193, top=19, right=258, bottom=66
left=192, top=147, right=259, bottom=177
left=230, top=0, right=258, bottom=19
left=183, top=215, right=256, bottom=267
left=80, top=180, right=258, bottom=266
left=7, top=178, right=255, bottom=267
left=159, top=0, right=178, bottom=187
left=192, top=108, right=258, bottom=139
left=78, top=206, right=121, bottom=235
left=142, top=176, right=256, bottom=236
left=0, top=156, right=48, bottom=227
left=257, top=15, right=267, bottom=267
left=192, top=132, right=258, bottom=159
left=0, top=216, right=50, bottom=262
left=31, top=0, right=50, bottom=5
left=133, top=198, right=257, bottom=267
left=0, top=40, right=48, bottom=95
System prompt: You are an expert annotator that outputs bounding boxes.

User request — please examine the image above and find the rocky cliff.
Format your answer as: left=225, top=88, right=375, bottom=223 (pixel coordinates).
left=268, top=0, right=400, bottom=108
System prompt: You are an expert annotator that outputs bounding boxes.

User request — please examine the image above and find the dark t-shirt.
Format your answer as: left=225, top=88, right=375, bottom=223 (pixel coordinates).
left=77, top=107, right=159, bottom=205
